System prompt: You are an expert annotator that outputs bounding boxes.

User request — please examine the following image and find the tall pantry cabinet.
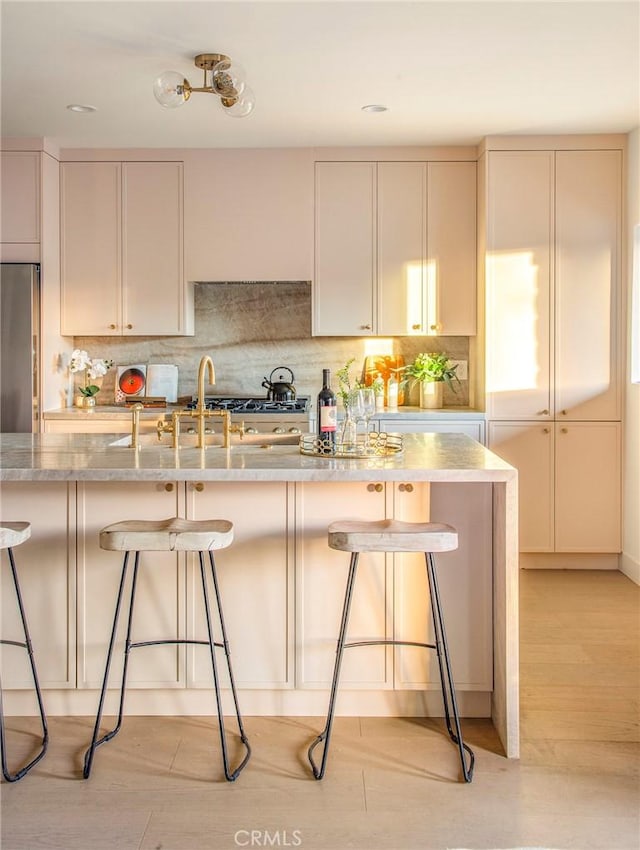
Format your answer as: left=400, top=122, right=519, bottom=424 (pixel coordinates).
left=480, top=144, right=623, bottom=554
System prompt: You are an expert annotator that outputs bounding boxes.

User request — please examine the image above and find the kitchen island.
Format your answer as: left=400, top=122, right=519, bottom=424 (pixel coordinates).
left=0, top=431, right=519, bottom=757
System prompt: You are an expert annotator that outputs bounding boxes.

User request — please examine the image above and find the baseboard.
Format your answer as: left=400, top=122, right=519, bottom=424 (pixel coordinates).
left=520, top=552, right=619, bottom=570
left=2, top=688, right=491, bottom=718
left=620, top=551, right=640, bottom=585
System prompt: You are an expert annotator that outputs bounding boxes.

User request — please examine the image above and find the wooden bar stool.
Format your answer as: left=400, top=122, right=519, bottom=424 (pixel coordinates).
left=83, top=517, right=251, bottom=782
left=308, top=518, right=474, bottom=783
left=0, top=523, right=48, bottom=782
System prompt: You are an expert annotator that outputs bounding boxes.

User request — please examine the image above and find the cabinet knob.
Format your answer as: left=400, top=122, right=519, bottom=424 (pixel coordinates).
left=164, top=482, right=174, bottom=492
left=561, top=409, right=568, bottom=416
left=360, top=324, right=372, bottom=331
left=399, top=483, right=414, bottom=493
left=538, top=409, right=549, bottom=416
left=195, top=482, right=204, bottom=492
left=126, top=323, right=133, bottom=330
left=560, top=427, right=568, bottom=434
left=542, top=427, right=550, bottom=434
left=109, top=323, right=116, bottom=330
left=367, top=483, right=383, bottom=493
left=411, top=324, right=421, bottom=331
left=429, top=324, right=438, bottom=331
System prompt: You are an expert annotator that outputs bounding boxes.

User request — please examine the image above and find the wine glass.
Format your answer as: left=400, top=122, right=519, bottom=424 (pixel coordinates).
left=358, top=388, right=376, bottom=435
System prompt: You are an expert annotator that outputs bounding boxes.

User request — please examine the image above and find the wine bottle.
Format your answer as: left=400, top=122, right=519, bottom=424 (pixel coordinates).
left=317, top=369, right=337, bottom=453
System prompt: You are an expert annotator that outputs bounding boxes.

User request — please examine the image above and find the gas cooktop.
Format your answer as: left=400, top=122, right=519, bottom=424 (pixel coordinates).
left=186, top=396, right=311, bottom=414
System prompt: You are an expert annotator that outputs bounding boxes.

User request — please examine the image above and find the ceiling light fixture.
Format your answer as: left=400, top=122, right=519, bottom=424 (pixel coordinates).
left=153, top=53, right=255, bottom=118
left=361, top=104, right=388, bottom=113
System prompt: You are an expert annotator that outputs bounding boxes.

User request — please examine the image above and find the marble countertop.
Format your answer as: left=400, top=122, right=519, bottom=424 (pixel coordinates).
left=0, top=432, right=514, bottom=483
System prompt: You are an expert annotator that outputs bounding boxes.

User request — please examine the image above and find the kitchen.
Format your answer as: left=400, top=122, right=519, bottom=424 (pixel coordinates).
left=0, top=2, right=639, bottom=850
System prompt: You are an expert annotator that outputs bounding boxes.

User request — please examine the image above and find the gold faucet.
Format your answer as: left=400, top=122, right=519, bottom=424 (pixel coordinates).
left=144, top=356, right=245, bottom=450
left=130, top=403, right=144, bottom=449
left=195, top=355, right=216, bottom=448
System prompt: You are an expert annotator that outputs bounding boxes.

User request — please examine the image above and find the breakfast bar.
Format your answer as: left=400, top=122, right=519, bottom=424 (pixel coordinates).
left=0, top=431, right=519, bottom=758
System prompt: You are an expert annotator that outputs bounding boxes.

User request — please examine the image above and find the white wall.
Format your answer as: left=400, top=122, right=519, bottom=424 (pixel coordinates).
left=622, top=127, right=640, bottom=584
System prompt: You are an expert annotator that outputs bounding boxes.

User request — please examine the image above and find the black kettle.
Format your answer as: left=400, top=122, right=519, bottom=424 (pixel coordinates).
left=262, top=367, right=297, bottom=402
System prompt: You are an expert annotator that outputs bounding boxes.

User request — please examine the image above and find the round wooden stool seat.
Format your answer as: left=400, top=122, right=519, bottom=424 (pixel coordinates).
left=328, top=519, right=458, bottom=554
left=99, top=517, right=233, bottom=552
left=0, top=523, right=31, bottom=550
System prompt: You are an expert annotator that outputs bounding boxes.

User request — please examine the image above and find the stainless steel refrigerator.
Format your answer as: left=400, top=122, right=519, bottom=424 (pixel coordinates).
left=0, top=263, right=40, bottom=433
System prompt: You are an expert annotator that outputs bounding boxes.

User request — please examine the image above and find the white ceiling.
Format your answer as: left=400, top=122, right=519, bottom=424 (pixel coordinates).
left=2, top=0, right=639, bottom=150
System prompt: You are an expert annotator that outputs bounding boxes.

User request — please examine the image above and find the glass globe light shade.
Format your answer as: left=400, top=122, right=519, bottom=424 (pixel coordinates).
left=211, top=58, right=246, bottom=99
left=153, top=71, right=190, bottom=108
left=221, top=86, right=255, bottom=118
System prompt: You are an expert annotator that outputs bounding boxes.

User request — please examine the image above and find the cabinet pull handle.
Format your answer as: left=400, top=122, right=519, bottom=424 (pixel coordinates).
left=109, top=323, right=116, bottom=330
left=367, top=483, right=383, bottom=493
left=164, top=482, right=174, bottom=492
left=195, top=482, right=204, bottom=492
left=538, top=409, right=549, bottom=416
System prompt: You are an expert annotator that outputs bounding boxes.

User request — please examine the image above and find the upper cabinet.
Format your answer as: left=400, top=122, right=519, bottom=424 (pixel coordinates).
left=484, top=148, right=622, bottom=422
left=61, top=161, right=193, bottom=336
left=313, top=160, right=476, bottom=337
left=0, top=151, right=40, bottom=244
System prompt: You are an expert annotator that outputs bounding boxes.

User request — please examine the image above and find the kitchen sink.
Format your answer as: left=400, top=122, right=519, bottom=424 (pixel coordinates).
left=109, top=431, right=302, bottom=449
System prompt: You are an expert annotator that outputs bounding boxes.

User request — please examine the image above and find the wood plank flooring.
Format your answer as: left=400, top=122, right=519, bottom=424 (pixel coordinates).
left=1, top=569, right=638, bottom=850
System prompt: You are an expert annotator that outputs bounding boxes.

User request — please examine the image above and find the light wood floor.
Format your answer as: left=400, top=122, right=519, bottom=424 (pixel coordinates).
left=1, top=569, right=638, bottom=850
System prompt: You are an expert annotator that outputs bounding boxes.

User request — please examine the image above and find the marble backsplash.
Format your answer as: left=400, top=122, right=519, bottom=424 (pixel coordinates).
left=73, top=283, right=470, bottom=407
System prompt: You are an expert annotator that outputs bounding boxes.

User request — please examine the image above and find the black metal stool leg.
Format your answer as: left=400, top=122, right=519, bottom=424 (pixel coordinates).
left=83, top=551, right=140, bottom=779
left=425, top=553, right=475, bottom=783
left=308, top=552, right=360, bottom=780
left=0, top=547, right=49, bottom=782
left=200, top=551, right=251, bottom=781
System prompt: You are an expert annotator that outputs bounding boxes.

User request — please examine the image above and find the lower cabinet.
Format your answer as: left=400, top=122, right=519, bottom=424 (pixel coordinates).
left=186, top=481, right=293, bottom=689
left=297, top=482, right=389, bottom=688
left=488, top=421, right=621, bottom=552
left=1, top=482, right=75, bottom=689
left=76, top=481, right=183, bottom=689
left=2, top=476, right=494, bottom=699
left=296, top=480, right=493, bottom=691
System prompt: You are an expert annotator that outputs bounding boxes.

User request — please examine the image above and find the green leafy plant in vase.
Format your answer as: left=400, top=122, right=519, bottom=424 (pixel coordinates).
left=403, top=352, right=459, bottom=409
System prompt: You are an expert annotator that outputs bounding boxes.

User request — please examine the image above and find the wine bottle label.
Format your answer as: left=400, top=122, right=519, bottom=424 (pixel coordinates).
left=320, top=406, right=337, bottom=431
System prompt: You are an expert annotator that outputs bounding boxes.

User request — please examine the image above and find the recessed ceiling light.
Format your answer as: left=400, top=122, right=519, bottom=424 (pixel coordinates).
left=361, top=104, right=388, bottom=113
left=66, top=104, right=97, bottom=113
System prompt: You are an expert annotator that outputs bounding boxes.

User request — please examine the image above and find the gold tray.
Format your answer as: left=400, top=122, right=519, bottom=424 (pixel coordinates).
left=300, top=432, right=403, bottom=459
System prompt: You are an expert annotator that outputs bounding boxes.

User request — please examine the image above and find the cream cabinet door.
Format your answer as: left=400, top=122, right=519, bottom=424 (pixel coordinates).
left=393, top=482, right=493, bottom=690
left=122, top=162, right=186, bottom=336
left=77, top=482, right=183, bottom=690
left=60, top=162, right=121, bottom=335
left=427, top=161, right=476, bottom=336
left=314, top=162, right=376, bottom=335
left=186, top=481, right=293, bottom=689
left=555, top=150, right=622, bottom=421
left=488, top=422, right=554, bottom=552
left=555, top=422, right=621, bottom=552
left=377, top=162, right=427, bottom=336
left=1, top=482, right=74, bottom=688
left=485, top=151, right=554, bottom=420
left=0, top=151, right=40, bottom=244
left=296, top=482, right=389, bottom=688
